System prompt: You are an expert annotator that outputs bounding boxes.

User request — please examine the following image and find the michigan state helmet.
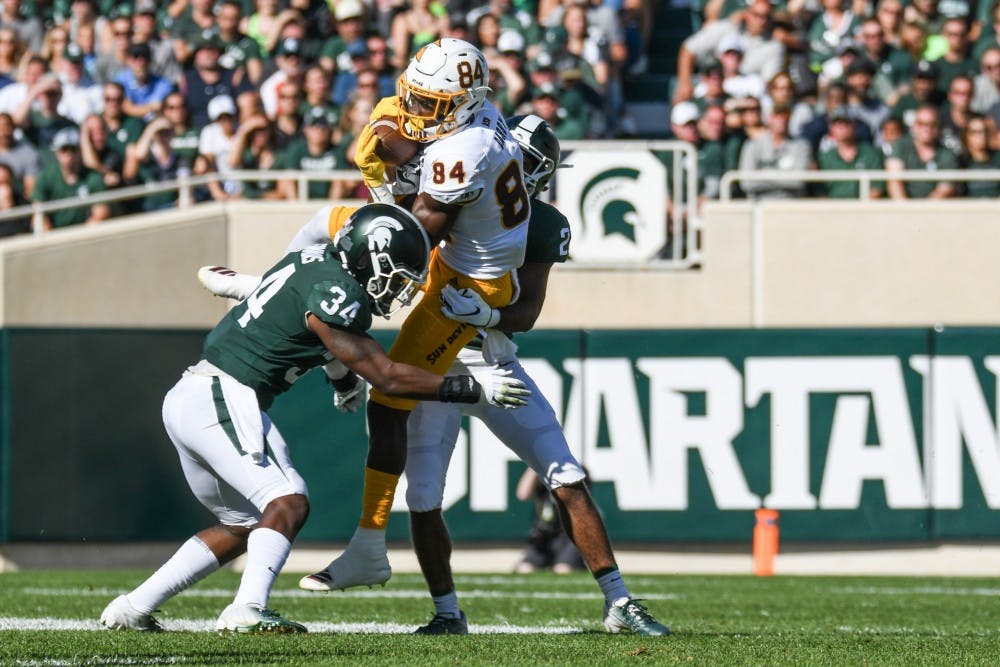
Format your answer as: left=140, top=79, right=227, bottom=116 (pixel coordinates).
left=333, top=203, right=432, bottom=318
left=398, top=38, right=490, bottom=142
left=508, top=114, right=560, bottom=197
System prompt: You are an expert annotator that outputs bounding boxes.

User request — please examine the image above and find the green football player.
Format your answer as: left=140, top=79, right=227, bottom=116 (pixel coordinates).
left=100, top=202, right=530, bottom=634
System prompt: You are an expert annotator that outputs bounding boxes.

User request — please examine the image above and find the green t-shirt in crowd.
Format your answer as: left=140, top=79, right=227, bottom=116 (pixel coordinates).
left=817, top=141, right=885, bottom=198
left=32, top=163, right=107, bottom=228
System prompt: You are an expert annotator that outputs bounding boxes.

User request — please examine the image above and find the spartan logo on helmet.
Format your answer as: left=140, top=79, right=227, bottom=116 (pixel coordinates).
left=335, top=203, right=432, bottom=318
left=369, top=216, right=404, bottom=252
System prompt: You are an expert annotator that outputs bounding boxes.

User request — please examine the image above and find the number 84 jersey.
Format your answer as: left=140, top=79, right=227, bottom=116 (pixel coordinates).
left=202, top=244, right=372, bottom=408
left=420, top=100, right=530, bottom=280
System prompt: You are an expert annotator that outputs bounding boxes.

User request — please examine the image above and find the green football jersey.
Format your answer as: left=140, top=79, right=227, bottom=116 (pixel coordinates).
left=468, top=198, right=570, bottom=349
left=203, top=244, right=373, bottom=408
left=523, top=199, right=571, bottom=265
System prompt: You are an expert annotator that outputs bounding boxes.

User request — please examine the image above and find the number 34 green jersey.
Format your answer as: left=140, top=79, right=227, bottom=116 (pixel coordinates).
left=203, top=244, right=373, bottom=407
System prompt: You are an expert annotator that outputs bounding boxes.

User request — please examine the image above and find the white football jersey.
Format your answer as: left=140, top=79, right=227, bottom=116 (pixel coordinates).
left=418, top=101, right=531, bottom=279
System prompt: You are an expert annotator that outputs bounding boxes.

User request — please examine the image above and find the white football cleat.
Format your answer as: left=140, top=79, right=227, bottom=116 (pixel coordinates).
left=100, top=594, right=163, bottom=632
left=215, top=602, right=307, bottom=634
left=299, top=527, right=391, bottom=592
left=197, top=265, right=260, bottom=301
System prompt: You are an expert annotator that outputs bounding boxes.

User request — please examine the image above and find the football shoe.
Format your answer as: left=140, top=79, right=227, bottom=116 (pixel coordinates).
left=413, top=611, right=469, bottom=635
left=197, top=265, right=260, bottom=301
left=215, top=603, right=307, bottom=634
left=100, top=594, right=164, bottom=632
left=603, top=598, right=671, bottom=636
left=298, top=527, right=391, bottom=592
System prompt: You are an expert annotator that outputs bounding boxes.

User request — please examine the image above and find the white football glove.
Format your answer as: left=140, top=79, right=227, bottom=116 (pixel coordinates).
left=476, top=365, right=530, bottom=409
left=332, top=377, right=364, bottom=413
left=323, top=360, right=364, bottom=413
left=440, top=284, right=501, bottom=328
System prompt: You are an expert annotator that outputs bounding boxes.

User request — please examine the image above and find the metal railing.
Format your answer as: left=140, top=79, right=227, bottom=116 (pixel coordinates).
left=719, top=169, right=1000, bottom=201
left=2, top=148, right=703, bottom=268
left=0, top=169, right=363, bottom=236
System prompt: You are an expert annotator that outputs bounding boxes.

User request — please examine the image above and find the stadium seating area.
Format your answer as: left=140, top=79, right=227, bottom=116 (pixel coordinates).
left=0, top=0, right=996, bottom=238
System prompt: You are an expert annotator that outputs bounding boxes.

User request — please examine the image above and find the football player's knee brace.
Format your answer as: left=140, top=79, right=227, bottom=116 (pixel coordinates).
left=544, top=460, right=587, bottom=490
left=405, top=478, right=446, bottom=513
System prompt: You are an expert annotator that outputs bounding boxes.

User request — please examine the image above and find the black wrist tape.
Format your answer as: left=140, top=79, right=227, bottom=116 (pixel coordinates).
left=328, top=372, right=360, bottom=393
left=436, top=375, right=481, bottom=403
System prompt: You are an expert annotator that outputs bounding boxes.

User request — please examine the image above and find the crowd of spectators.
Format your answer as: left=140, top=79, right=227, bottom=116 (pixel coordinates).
left=673, top=0, right=1000, bottom=201
left=0, top=0, right=650, bottom=236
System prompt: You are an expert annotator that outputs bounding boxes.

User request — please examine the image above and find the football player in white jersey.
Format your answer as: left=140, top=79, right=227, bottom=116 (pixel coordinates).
left=316, top=116, right=669, bottom=637
left=308, top=39, right=535, bottom=590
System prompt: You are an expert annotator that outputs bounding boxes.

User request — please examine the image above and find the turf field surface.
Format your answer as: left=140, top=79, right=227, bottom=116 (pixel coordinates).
left=1, top=570, right=997, bottom=666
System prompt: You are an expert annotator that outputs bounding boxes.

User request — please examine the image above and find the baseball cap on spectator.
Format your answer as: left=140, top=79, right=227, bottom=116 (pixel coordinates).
left=914, top=60, right=937, bottom=79
left=64, top=43, right=85, bottom=63
left=828, top=105, right=852, bottom=122
left=127, top=42, right=152, bottom=59
left=304, top=106, right=336, bottom=127
left=838, top=42, right=861, bottom=56
left=335, top=0, right=364, bottom=21
left=532, top=82, right=561, bottom=101
left=498, top=31, right=525, bottom=55
left=346, top=40, right=368, bottom=58
left=845, top=58, right=876, bottom=76
left=716, top=34, right=743, bottom=57
left=109, top=3, right=133, bottom=19
left=528, top=50, right=556, bottom=74
left=193, top=31, right=224, bottom=53
left=51, top=127, right=81, bottom=150
left=670, top=101, right=699, bottom=126
left=701, top=57, right=723, bottom=76
left=276, top=37, right=302, bottom=57
left=207, top=95, right=237, bottom=120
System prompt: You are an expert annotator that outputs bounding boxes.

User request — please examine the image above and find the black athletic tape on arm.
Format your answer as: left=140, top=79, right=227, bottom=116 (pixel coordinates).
left=328, top=372, right=361, bottom=393
left=436, top=375, right=481, bottom=404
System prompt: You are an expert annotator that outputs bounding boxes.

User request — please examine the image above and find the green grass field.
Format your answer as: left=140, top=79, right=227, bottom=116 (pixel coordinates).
left=1, top=570, right=997, bottom=666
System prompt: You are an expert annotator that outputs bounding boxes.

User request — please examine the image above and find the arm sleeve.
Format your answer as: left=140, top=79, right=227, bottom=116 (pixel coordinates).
left=285, top=205, right=337, bottom=253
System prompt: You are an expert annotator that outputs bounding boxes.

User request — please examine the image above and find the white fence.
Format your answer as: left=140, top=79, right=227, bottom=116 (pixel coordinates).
left=0, top=141, right=704, bottom=268
left=719, top=169, right=1000, bottom=201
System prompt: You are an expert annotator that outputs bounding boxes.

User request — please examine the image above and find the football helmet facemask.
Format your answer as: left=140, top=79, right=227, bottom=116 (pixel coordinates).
left=333, top=203, right=431, bottom=318
left=397, top=38, right=490, bottom=142
left=507, top=114, right=560, bottom=197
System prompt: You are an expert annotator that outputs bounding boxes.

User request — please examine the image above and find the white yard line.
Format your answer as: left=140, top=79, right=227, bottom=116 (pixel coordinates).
left=831, top=585, right=1000, bottom=597
left=19, top=587, right=678, bottom=601
left=0, top=616, right=584, bottom=634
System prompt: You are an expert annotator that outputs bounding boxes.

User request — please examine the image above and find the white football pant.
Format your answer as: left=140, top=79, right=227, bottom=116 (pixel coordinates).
left=162, top=370, right=308, bottom=528
left=405, top=346, right=586, bottom=513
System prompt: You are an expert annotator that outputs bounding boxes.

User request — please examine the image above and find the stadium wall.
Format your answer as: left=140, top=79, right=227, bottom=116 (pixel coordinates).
left=1, top=201, right=998, bottom=544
